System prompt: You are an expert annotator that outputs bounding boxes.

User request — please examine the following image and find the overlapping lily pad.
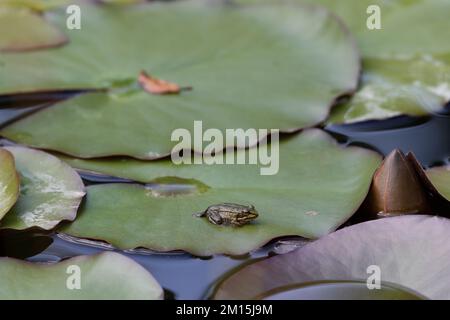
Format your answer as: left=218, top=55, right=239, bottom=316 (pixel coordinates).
left=0, top=229, right=53, bottom=258
left=0, top=0, right=359, bottom=158
left=212, top=215, right=450, bottom=300
left=0, top=149, right=19, bottom=220
left=276, top=0, right=450, bottom=123
left=426, top=165, right=450, bottom=201
left=0, top=5, right=67, bottom=52
left=324, top=0, right=450, bottom=123
left=0, top=0, right=70, bottom=11
left=58, top=130, right=381, bottom=256
left=0, top=147, right=85, bottom=230
left=0, top=252, right=163, bottom=299
left=328, top=55, right=450, bottom=123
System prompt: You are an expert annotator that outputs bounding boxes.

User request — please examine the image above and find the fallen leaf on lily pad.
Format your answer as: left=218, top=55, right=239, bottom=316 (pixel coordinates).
left=0, top=0, right=359, bottom=158
left=0, top=252, right=163, bottom=299
left=426, top=165, right=450, bottom=202
left=0, top=147, right=85, bottom=231
left=0, top=6, right=67, bottom=52
left=138, top=71, right=189, bottom=95
left=0, top=149, right=19, bottom=220
left=58, top=130, right=381, bottom=256
left=212, top=215, right=450, bottom=300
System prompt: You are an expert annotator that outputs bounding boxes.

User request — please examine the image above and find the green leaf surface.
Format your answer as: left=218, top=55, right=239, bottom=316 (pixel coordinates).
left=58, top=130, right=381, bottom=256
left=259, top=281, right=424, bottom=300
left=0, top=0, right=71, bottom=11
left=0, top=147, right=85, bottom=230
left=0, top=149, right=19, bottom=221
left=253, top=0, right=450, bottom=123
left=328, top=55, right=450, bottom=123
left=322, top=0, right=450, bottom=122
left=212, top=215, right=450, bottom=299
left=100, top=0, right=146, bottom=5
left=426, top=165, right=450, bottom=201
left=0, top=252, right=163, bottom=299
left=0, top=0, right=359, bottom=158
left=0, top=6, right=67, bottom=52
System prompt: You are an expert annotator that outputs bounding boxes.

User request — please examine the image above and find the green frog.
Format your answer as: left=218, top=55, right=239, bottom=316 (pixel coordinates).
left=194, top=203, right=259, bottom=227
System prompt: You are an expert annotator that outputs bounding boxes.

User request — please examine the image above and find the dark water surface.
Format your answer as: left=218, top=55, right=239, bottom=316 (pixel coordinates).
left=1, top=102, right=449, bottom=299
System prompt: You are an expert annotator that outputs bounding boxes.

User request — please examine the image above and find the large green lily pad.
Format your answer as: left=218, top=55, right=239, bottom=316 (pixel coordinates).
left=0, top=149, right=19, bottom=221
left=0, top=0, right=359, bottom=158
left=259, top=0, right=450, bottom=123
left=0, top=252, right=163, bottom=299
left=426, top=165, right=450, bottom=201
left=212, top=215, right=450, bottom=299
left=58, top=130, right=381, bottom=256
left=0, top=5, right=67, bottom=52
left=0, top=146, right=85, bottom=230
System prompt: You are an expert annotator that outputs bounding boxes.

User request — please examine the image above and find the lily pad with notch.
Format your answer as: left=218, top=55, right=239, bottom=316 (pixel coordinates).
left=58, top=129, right=381, bottom=256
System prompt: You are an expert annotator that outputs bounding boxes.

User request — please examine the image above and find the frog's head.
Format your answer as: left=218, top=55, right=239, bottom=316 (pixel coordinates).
left=236, top=205, right=259, bottom=224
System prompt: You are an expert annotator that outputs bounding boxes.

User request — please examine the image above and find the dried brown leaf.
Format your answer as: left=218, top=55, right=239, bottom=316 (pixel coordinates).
left=138, top=71, right=191, bottom=95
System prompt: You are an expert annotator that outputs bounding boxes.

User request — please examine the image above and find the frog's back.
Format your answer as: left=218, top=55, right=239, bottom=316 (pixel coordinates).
left=218, top=203, right=249, bottom=213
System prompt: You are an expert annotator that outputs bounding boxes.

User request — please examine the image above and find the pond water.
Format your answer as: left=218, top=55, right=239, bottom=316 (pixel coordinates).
left=1, top=102, right=449, bottom=300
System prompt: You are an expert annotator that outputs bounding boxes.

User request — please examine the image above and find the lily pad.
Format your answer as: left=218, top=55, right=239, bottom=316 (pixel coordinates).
left=326, top=0, right=450, bottom=122
left=269, top=0, right=450, bottom=123
left=0, top=0, right=71, bottom=11
left=0, top=148, right=19, bottom=221
left=212, top=215, right=450, bottom=300
left=58, top=130, right=381, bottom=256
left=0, top=0, right=359, bottom=158
left=0, top=146, right=85, bottom=230
left=0, top=251, right=163, bottom=299
left=259, top=281, right=424, bottom=300
left=100, top=0, right=146, bottom=4
left=0, top=6, right=67, bottom=52
left=362, top=149, right=431, bottom=218
left=426, top=165, right=450, bottom=201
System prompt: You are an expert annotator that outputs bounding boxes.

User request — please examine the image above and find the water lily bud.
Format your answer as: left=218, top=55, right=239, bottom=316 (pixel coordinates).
left=364, top=149, right=431, bottom=218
